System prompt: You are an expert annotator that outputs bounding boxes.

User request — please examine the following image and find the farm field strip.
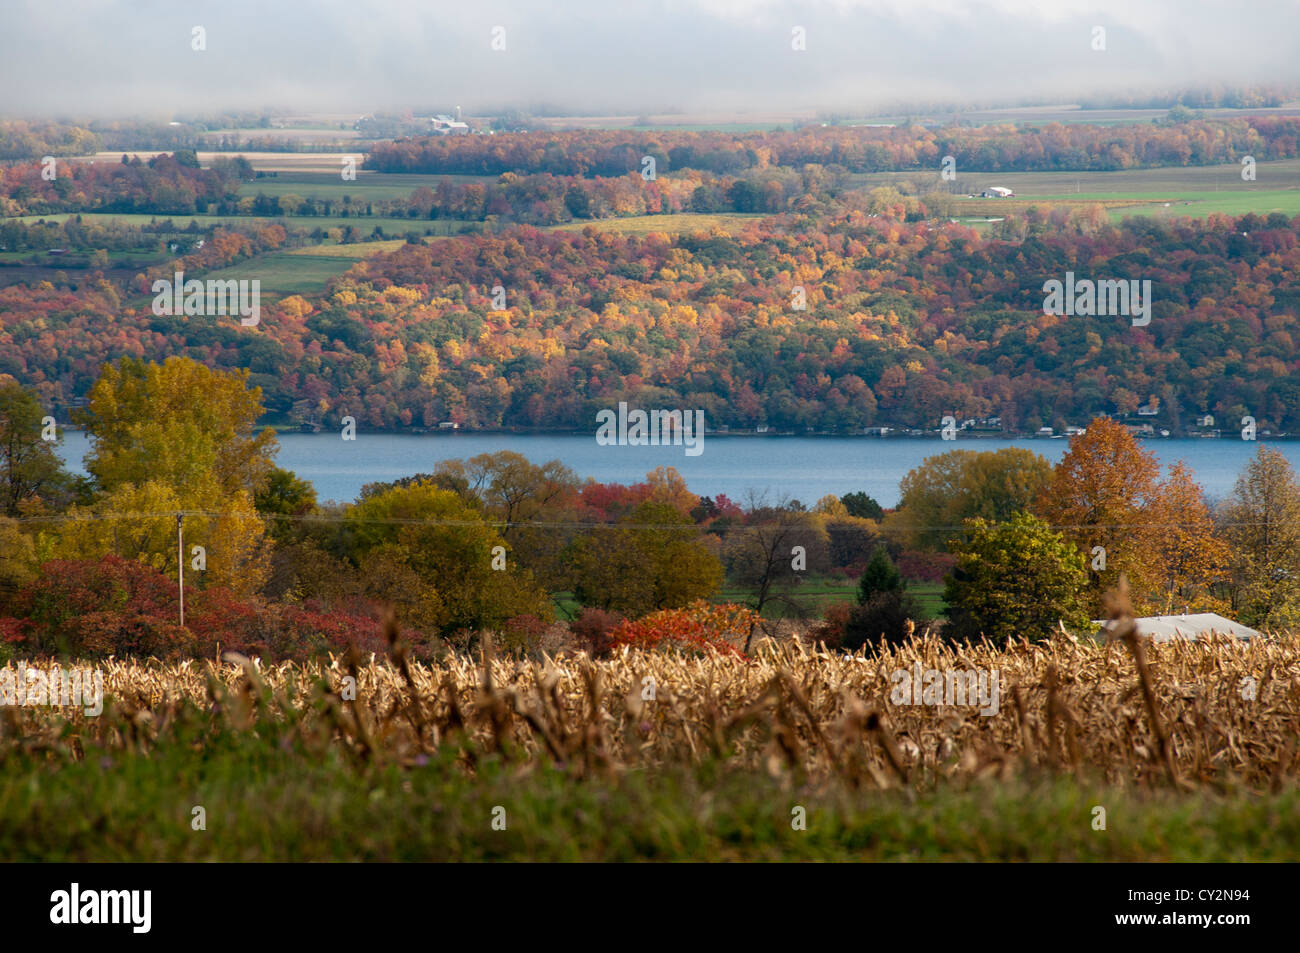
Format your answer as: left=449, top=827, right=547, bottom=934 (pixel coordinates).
left=6, top=632, right=1294, bottom=788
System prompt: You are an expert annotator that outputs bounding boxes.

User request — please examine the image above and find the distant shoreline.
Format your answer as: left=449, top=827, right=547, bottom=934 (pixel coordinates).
left=55, top=423, right=1288, bottom=441
left=267, top=427, right=1289, bottom=441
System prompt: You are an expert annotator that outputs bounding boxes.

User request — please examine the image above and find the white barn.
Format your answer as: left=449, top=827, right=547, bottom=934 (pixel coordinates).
left=431, top=115, right=469, bottom=135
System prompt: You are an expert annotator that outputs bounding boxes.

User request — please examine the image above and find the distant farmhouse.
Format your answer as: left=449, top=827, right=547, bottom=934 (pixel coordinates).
left=1094, top=613, right=1261, bottom=642
left=431, top=114, right=469, bottom=135
left=981, top=186, right=1015, bottom=198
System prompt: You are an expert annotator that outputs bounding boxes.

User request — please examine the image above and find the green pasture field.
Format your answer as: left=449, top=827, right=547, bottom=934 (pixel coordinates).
left=850, top=159, right=1300, bottom=222
left=0, top=234, right=411, bottom=293
left=12, top=211, right=473, bottom=236
left=1107, top=190, right=1300, bottom=220
left=195, top=252, right=361, bottom=297
left=4, top=724, right=1295, bottom=861
left=283, top=238, right=412, bottom=258
left=200, top=239, right=436, bottom=296
left=948, top=190, right=1300, bottom=221
left=239, top=171, right=496, bottom=201
left=0, top=249, right=165, bottom=266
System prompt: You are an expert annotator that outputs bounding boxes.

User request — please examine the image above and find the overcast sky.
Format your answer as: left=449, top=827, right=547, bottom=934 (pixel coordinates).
left=3, top=0, right=1298, bottom=118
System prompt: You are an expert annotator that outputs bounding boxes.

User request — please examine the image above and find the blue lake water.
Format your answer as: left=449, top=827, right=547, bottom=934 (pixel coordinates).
left=53, top=431, right=1293, bottom=508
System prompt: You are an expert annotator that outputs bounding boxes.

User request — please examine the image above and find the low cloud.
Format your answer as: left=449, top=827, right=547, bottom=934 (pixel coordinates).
left=2, top=0, right=1297, bottom=117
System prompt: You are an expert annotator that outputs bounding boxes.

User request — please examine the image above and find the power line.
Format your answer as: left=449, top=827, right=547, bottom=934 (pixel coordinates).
left=2, top=508, right=1290, bottom=534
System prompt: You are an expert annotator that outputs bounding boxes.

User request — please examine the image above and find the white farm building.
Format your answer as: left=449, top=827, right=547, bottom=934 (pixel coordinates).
left=431, top=114, right=469, bottom=135
left=1094, top=613, right=1261, bottom=642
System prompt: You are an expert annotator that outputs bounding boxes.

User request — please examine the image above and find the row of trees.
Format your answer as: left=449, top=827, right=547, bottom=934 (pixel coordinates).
left=364, top=117, right=1300, bottom=177
left=8, top=360, right=1300, bottom=661
left=0, top=117, right=311, bottom=160
left=231, top=166, right=829, bottom=226
left=15, top=205, right=1300, bottom=436
left=0, top=120, right=99, bottom=161
left=9, top=156, right=1300, bottom=438
left=874, top=417, right=1300, bottom=639
left=0, top=153, right=253, bottom=217
left=1, top=357, right=898, bottom=660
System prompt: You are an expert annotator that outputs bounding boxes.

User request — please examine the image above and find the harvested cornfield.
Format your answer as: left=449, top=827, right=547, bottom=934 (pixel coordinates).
left=5, top=629, right=1297, bottom=791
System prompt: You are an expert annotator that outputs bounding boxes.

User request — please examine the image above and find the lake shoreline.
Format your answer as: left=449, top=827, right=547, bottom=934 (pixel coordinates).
left=256, top=426, right=1288, bottom=441
left=52, top=423, right=1286, bottom=441
left=53, top=431, right=1293, bottom=508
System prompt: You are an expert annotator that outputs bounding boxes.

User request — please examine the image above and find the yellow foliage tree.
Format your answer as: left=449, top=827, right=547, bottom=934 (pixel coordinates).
left=66, top=357, right=278, bottom=596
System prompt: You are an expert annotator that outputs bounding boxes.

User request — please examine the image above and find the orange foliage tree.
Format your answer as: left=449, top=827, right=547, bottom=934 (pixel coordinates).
left=1036, top=417, right=1231, bottom=614
left=1035, top=417, right=1164, bottom=609
left=1146, top=462, right=1231, bottom=613
left=605, top=601, right=755, bottom=657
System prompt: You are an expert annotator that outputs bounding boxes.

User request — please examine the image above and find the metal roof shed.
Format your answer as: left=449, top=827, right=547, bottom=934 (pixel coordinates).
left=1093, top=613, right=1261, bottom=642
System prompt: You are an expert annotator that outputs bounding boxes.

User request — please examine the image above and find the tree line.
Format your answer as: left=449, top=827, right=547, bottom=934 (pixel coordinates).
left=7, top=205, right=1300, bottom=435
left=364, top=117, right=1300, bottom=177
left=3, top=361, right=1297, bottom=661
left=828, top=417, right=1300, bottom=649
left=0, top=358, right=888, bottom=660
left=0, top=152, right=253, bottom=217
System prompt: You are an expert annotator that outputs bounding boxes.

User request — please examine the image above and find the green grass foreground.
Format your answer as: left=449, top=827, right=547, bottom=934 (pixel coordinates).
left=3, top=718, right=1295, bottom=861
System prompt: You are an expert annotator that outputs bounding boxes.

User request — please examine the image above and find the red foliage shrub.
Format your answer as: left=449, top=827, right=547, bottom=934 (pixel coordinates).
left=278, top=600, right=387, bottom=660
left=570, top=607, right=625, bottom=658
left=497, top=613, right=549, bottom=656
left=14, top=555, right=194, bottom=658
left=897, top=550, right=956, bottom=584
left=605, top=601, right=754, bottom=658
left=184, top=590, right=387, bottom=662
left=807, top=601, right=852, bottom=650
left=6, top=556, right=387, bottom=663
left=0, top=616, right=28, bottom=647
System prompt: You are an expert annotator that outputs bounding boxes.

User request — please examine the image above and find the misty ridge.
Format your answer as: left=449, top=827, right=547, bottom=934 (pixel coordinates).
left=2, top=0, right=1300, bottom=118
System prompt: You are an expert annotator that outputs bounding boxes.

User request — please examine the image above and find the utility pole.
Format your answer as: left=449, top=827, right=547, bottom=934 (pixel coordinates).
left=177, top=513, right=185, bottom=627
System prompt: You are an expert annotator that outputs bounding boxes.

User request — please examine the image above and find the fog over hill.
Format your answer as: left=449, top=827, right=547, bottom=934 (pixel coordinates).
left=2, top=0, right=1299, bottom=117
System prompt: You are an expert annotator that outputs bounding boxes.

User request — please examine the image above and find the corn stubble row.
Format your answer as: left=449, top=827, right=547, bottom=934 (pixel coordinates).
left=3, top=630, right=1298, bottom=791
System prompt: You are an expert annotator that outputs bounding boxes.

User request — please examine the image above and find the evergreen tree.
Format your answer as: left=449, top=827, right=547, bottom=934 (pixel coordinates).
left=858, top=546, right=903, bottom=605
